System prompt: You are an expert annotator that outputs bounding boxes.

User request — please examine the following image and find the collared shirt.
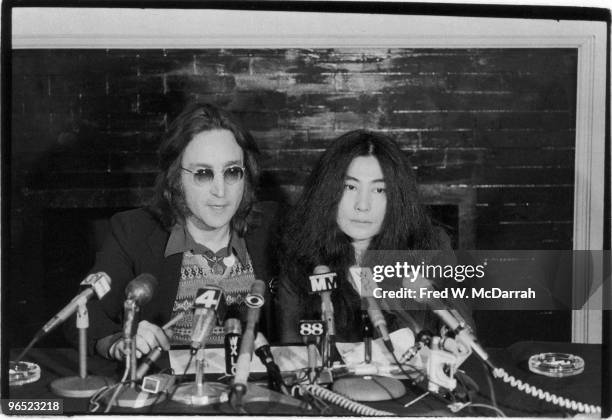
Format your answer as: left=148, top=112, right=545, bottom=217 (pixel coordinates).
left=165, top=223, right=255, bottom=346
left=164, top=223, right=248, bottom=266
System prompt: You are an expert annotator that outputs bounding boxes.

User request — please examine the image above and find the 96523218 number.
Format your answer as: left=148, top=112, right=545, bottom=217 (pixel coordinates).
left=2, top=399, right=63, bottom=415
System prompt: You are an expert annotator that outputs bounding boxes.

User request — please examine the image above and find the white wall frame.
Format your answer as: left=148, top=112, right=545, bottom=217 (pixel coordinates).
left=11, top=8, right=608, bottom=343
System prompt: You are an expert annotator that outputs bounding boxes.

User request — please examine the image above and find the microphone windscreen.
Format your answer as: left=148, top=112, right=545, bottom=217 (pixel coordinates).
left=309, top=266, right=338, bottom=294
left=125, top=273, right=158, bottom=306
left=313, top=265, right=331, bottom=275
left=80, top=272, right=112, bottom=299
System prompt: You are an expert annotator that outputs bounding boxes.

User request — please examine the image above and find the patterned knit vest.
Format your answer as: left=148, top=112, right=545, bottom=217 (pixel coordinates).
left=170, top=250, right=256, bottom=346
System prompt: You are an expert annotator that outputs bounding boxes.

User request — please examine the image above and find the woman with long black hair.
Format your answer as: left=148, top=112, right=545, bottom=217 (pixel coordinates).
left=277, top=129, right=471, bottom=344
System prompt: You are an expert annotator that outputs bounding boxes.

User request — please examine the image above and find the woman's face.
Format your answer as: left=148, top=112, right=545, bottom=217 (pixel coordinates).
left=336, top=155, right=387, bottom=249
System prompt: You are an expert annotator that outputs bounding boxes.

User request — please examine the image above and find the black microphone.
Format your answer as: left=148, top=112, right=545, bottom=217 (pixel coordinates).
left=190, top=286, right=225, bottom=354
left=224, top=318, right=242, bottom=376
left=123, top=273, right=157, bottom=340
left=253, top=332, right=274, bottom=365
left=42, top=272, right=112, bottom=336
left=308, top=265, right=338, bottom=366
left=230, top=279, right=266, bottom=408
left=254, top=332, right=289, bottom=394
left=361, top=311, right=373, bottom=364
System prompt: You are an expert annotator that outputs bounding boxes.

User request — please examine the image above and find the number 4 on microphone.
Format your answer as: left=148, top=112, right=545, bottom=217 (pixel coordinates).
left=195, top=287, right=222, bottom=309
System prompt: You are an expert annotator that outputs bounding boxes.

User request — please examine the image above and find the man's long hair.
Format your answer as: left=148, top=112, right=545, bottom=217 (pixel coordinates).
left=147, top=103, right=260, bottom=234
left=280, top=130, right=440, bottom=326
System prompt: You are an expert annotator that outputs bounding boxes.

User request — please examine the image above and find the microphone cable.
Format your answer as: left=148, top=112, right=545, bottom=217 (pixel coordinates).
left=387, top=338, right=481, bottom=414
left=231, top=398, right=249, bottom=415
left=166, top=351, right=195, bottom=403
left=145, top=367, right=176, bottom=413
left=89, top=379, right=132, bottom=413
left=465, top=402, right=507, bottom=417
left=388, top=346, right=427, bottom=384
left=482, top=359, right=498, bottom=410
left=301, top=383, right=395, bottom=416
left=491, top=366, right=601, bottom=415
left=104, top=354, right=132, bottom=413
left=14, top=335, right=42, bottom=364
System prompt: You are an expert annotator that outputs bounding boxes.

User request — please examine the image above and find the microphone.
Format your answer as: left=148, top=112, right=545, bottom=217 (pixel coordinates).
left=224, top=318, right=242, bottom=376
left=135, top=311, right=188, bottom=381
left=123, top=273, right=157, bottom=340
left=37, top=272, right=113, bottom=398
left=308, top=265, right=338, bottom=366
left=366, top=299, right=394, bottom=353
left=361, top=271, right=394, bottom=353
left=361, top=311, right=373, bottom=364
left=125, top=274, right=156, bottom=305
left=190, top=286, right=225, bottom=354
left=170, top=288, right=227, bottom=407
left=253, top=333, right=273, bottom=365
left=230, top=279, right=266, bottom=408
left=254, top=333, right=289, bottom=394
left=432, top=309, right=489, bottom=364
left=119, top=274, right=158, bottom=393
left=404, top=275, right=491, bottom=366
left=18, top=272, right=111, bottom=363
left=299, top=320, right=324, bottom=383
left=40, top=272, right=112, bottom=336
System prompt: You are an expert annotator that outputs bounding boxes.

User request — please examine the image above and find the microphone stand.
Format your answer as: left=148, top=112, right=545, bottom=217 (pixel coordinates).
left=320, top=314, right=336, bottom=384
left=321, top=333, right=331, bottom=368
left=50, top=299, right=114, bottom=397
left=113, top=300, right=162, bottom=408
left=304, top=336, right=320, bottom=384
left=171, top=348, right=227, bottom=406
left=319, top=296, right=337, bottom=385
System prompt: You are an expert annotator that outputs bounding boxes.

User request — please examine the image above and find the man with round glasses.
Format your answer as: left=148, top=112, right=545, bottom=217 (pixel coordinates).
left=65, top=103, right=279, bottom=361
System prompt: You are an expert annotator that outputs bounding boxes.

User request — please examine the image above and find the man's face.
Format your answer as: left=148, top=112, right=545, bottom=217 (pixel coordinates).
left=180, top=129, right=245, bottom=233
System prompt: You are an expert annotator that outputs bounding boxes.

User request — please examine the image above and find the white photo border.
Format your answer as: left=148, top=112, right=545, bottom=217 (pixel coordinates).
left=11, top=7, right=608, bottom=343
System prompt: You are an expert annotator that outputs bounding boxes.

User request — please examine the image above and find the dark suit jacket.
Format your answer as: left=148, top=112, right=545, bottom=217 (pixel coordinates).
left=65, top=201, right=280, bottom=355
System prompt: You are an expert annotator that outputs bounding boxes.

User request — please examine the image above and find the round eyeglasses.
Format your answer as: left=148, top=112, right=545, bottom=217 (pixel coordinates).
left=181, top=166, right=245, bottom=186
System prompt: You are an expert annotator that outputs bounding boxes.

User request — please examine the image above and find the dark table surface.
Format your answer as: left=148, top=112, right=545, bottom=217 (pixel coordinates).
left=6, top=341, right=602, bottom=416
